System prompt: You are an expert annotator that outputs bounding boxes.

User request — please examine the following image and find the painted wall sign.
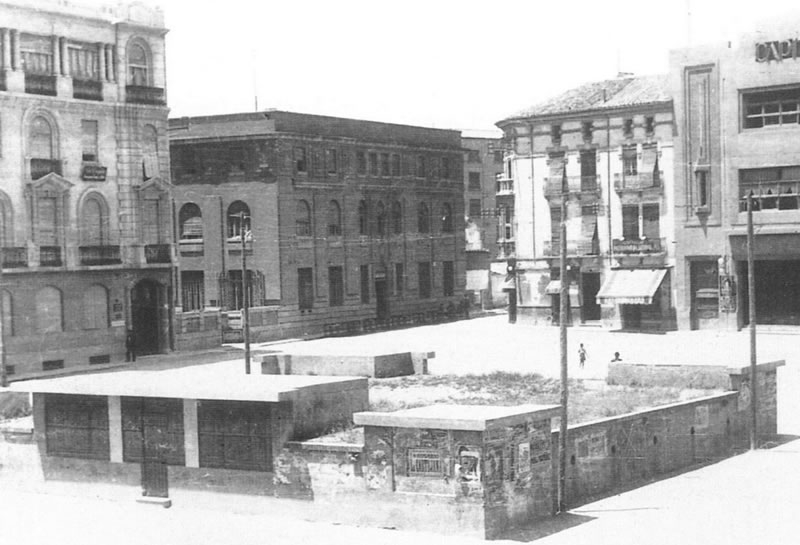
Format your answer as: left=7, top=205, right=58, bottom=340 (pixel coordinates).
left=81, top=164, right=108, bottom=181
left=755, top=39, right=800, bottom=63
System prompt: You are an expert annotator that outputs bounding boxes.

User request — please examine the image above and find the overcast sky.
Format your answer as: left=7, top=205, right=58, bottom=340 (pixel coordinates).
left=132, top=0, right=800, bottom=131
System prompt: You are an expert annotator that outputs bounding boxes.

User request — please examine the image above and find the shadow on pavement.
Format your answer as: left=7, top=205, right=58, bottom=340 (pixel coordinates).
left=499, top=512, right=595, bottom=542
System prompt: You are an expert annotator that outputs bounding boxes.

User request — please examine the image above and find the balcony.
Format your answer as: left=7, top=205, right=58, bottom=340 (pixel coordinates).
left=543, top=239, right=599, bottom=257
left=40, top=246, right=62, bottom=267
left=25, top=73, right=57, bottom=96
left=73, top=78, right=103, bottom=101
left=145, top=244, right=172, bottom=264
left=30, top=158, right=62, bottom=180
left=614, top=172, right=662, bottom=192
left=2, top=247, right=28, bottom=268
left=496, top=174, right=514, bottom=195
left=612, top=237, right=665, bottom=254
left=79, top=245, right=121, bottom=266
left=126, top=85, right=166, bottom=106
left=179, top=239, right=204, bottom=257
left=544, top=175, right=601, bottom=197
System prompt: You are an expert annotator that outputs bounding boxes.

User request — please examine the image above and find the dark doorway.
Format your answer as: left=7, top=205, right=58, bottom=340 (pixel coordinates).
left=740, top=260, right=800, bottom=325
left=581, top=272, right=601, bottom=321
left=621, top=304, right=642, bottom=329
left=690, top=260, right=719, bottom=330
left=375, top=277, right=388, bottom=321
left=132, top=280, right=160, bottom=355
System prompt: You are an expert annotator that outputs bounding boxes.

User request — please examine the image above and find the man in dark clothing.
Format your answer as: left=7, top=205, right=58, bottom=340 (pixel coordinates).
left=125, top=329, right=137, bottom=362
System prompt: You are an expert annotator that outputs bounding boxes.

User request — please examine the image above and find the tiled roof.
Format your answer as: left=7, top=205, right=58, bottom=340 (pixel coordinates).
left=500, top=74, right=671, bottom=122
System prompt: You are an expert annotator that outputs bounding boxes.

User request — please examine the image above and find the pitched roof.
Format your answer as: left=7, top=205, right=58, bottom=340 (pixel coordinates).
left=499, top=74, right=671, bottom=123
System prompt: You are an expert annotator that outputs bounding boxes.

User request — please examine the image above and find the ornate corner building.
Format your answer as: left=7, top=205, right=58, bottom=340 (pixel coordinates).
left=0, top=0, right=173, bottom=379
left=169, top=111, right=466, bottom=344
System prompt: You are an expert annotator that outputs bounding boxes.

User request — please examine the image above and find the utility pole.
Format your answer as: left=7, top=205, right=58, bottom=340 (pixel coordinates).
left=558, top=167, right=569, bottom=512
left=241, top=211, right=251, bottom=374
left=747, top=193, right=757, bottom=449
left=0, top=263, right=6, bottom=388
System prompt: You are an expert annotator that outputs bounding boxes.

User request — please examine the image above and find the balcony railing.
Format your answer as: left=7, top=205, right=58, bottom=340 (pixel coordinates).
left=543, top=239, right=599, bottom=256
left=612, top=237, right=665, bottom=254
left=79, top=245, right=121, bottom=266
left=25, top=73, right=57, bottom=96
left=2, top=247, right=28, bottom=268
left=30, top=158, right=62, bottom=180
left=544, top=175, right=601, bottom=197
left=73, top=78, right=103, bottom=101
left=40, top=246, right=62, bottom=267
left=145, top=244, right=171, bottom=264
left=126, top=85, right=166, bottom=106
left=614, top=172, right=663, bottom=192
left=496, top=174, right=514, bottom=195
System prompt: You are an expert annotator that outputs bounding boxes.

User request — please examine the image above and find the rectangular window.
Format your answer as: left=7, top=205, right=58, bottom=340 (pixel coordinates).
left=391, top=153, right=401, bottom=176
left=494, top=150, right=504, bottom=163
left=121, top=397, right=185, bottom=465
left=467, top=149, right=480, bottom=163
left=443, top=261, right=454, bottom=296
left=325, top=148, right=337, bottom=174
left=198, top=400, right=271, bottom=472
left=380, top=153, right=390, bottom=176
left=81, top=120, right=98, bottom=162
left=407, top=448, right=443, bottom=476
left=550, top=206, right=561, bottom=248
left=20, top=34, right=53, bottom=75
left=360, top=265, right=370, bottom=303
left=623, top=118, right=634, bottom=137
left=328, top=266, right=344, bottom=306
left=739, top=166, right=800, bottom=211
left=42, top=359, right=65, bottom=371
left=181, top=271, right=204, bottom=311
left=642, top=203, right=660, bottom=239
left=442, top=157, right=451, bottom=179
left=45, top=394, right=109, bottom=460
left=551, top=124, right=562, bottom=144
left=356, top=151, right=367, bottom=175
left=142, top=199, right=161, bottom=244
left=418, top=262, right=431, bottom=299
left=369, top=152, right=378, bottom=176
left=468, top=172, right=481, bottom=191
left=67, top=42, right=99, bottom=80
left=622, top=147, right=638, bottom=176
left=294, top=147, right=307, bottom=173
left=622, top=204, right=640, bottom=240
left=743, top=87, right=800, bottom=129
left=581, top=121, right=593, bottom=142
left=298, top=267, right=313, bottom=310
left=227, top=270, right=256, bottom=310
left=468, top=199, right=481, bottom=218
left=697, top=170, right=709, bottom=207
left=645, top=116, right=655, bottom=135
left=416, top=155, right=426, bottom=178
left=395, top=263, right=404, bottom=295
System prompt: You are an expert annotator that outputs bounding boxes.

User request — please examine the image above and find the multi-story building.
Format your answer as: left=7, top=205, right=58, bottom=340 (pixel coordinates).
left=496, top=75, right=677, bottom=331
left=462, top=135, right=509, bottom=308
left=169, top=110, right=466, bottom=344
left=670, top=21, right=800, bottom=330
left=0, top=0, right=173, bottom=380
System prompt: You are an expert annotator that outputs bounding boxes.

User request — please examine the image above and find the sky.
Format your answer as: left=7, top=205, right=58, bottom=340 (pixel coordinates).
left=113, top=0, right=800, bottom=131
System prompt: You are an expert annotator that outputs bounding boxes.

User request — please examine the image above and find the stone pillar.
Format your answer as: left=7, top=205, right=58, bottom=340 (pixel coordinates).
left=183, top=399, right=199, bottom=468
left=97, top=42, right=105, bottom=81
left=111, top=44, right=119, bottom=83
left=51, top=35, right=59, bottom=75
left=59, top=37, right=67, bottom=75
left=104, top=44, right=112, bottom=81
left=1, top=29, right=10, bottom=70
left=11, top=29, right=19, bottom=70
left=32, top=393, right=46, bottom=444
left=108, top=395, right=123, bottom=463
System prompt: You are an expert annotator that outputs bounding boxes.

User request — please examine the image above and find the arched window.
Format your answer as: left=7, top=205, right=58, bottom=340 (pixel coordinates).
left=296, top=200, right=311, bottom=236
left=376, top=201, right=386, bottom=237
left=36, top=286, right=62, bottom=333
left=83, top=284, right=108, bottom=330
left=81, top=195, right=108, bottom=245
left=327, top=200, right=341, bottom=236
left=128, top=42, right=149, bottom=86
left=2, top=290, right=13, bottom=337
left=391, top=201, right=403, bottom=234
left=441, top=203, right=453, bottom=233
left=418, top=202, right=430, bottom=234
left=179, top=203, right=203, bottom=240
left=30, top=116, right=54, bottom=160
left=358, top=200, right=368, bottom=235
left=142, top=124, right=159, bottom=180
left=227, top=201, right=250, bottom=240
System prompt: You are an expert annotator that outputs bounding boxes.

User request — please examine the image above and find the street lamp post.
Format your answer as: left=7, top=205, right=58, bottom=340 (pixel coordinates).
left=240, top=211, right=251, bottom=375
left=557, top=167, right=569, bottom=512
left=747, top=193, right=757, bottom=449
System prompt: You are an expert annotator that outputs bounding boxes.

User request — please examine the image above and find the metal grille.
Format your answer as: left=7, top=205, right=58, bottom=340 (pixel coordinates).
left=407, top=448, right=442, bottom=476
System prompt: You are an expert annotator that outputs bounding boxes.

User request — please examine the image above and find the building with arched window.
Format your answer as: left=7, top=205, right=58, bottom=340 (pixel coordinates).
left=170, top=110, right=466, bottom=343
left=0, top=1, right=172, bottom=381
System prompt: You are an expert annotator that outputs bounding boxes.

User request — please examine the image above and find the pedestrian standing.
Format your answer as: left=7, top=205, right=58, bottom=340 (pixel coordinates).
left=578, top=343, right=587, bottom=369
left=125, top=328, right=137, bottom=362
left=611, top=351, right=622, bottom=362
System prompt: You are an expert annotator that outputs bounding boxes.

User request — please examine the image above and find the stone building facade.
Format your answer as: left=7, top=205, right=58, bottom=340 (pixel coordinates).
left=0, top=0, right=173, bottom=380
left=169, top=111, right=466, bottom=343
left=496, top=76, right=677, bottom=331
left=670, top=21, right=800, bottom=330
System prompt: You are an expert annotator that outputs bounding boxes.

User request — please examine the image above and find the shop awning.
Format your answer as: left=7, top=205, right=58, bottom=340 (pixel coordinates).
left=596, top=268, right=667, bottom=305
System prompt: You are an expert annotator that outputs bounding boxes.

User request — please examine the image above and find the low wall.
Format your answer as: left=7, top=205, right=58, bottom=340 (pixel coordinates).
left=260, top=352, right=429, bottom=378
left=608, top=363, right=731, bottom=389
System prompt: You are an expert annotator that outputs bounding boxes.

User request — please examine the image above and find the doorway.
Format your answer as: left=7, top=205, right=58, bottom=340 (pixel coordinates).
left=132, top=280, right=161, bottom=355
left=581, top=272, right=601, bottom=322
left=375, top=277, right=388, bottom=321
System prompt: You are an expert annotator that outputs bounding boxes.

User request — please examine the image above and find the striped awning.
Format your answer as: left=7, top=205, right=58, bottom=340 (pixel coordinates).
left=597, top=269, right=667, bottom=305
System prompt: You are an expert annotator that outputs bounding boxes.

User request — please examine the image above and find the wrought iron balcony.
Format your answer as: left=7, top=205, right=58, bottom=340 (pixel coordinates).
left=126, top=85, right=166, bottom=106
left=145, top=244, right=171, bottom=264
left=25, top=73, right=57, bottom=96
left=79, top=245, right=121, bottom=266
left=614, top=172, right=663, bottom=192
left=612, top=237, right=665, bottom=254
left=73, top=78, right=103, bottom=101
left=40, top=246, right=62, bottom=267
left=2, top=247, right=28, bottom=268
left=544, top=175, right=601, bottom=197
left=543, top=239, right=599, bottom=256
left=30, top=158, right=62, bottom=180
left=495, top=174, right=514, bottom=195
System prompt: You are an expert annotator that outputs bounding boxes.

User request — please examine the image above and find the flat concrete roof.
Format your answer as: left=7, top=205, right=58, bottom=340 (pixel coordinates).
left=11, top=367, right=365, bottom=403
left=354, top=403, right=560, bottom=431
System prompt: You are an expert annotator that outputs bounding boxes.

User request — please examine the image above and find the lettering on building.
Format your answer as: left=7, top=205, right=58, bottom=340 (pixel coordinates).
left=755, top=39, right=800, bottom=63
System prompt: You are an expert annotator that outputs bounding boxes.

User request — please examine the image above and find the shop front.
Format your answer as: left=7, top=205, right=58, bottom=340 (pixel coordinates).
left=597, top=268, right=676, bottom=331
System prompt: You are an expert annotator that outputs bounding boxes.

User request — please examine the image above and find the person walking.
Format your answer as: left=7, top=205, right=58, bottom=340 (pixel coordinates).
left=125, top=328, right=137, bottom=362
left=578, top=343, right=587, bottom=369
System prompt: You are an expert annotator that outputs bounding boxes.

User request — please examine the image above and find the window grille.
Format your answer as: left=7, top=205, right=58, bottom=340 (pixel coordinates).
left=407, top=448, right=442, bottom=476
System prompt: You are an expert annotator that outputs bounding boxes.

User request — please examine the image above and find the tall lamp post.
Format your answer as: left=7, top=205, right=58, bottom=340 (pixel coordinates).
left=747, top=193, right=757, bottom=449
left=557, top=165, right=569, bottom=512
left=240, top=211, right=251, bottom=374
